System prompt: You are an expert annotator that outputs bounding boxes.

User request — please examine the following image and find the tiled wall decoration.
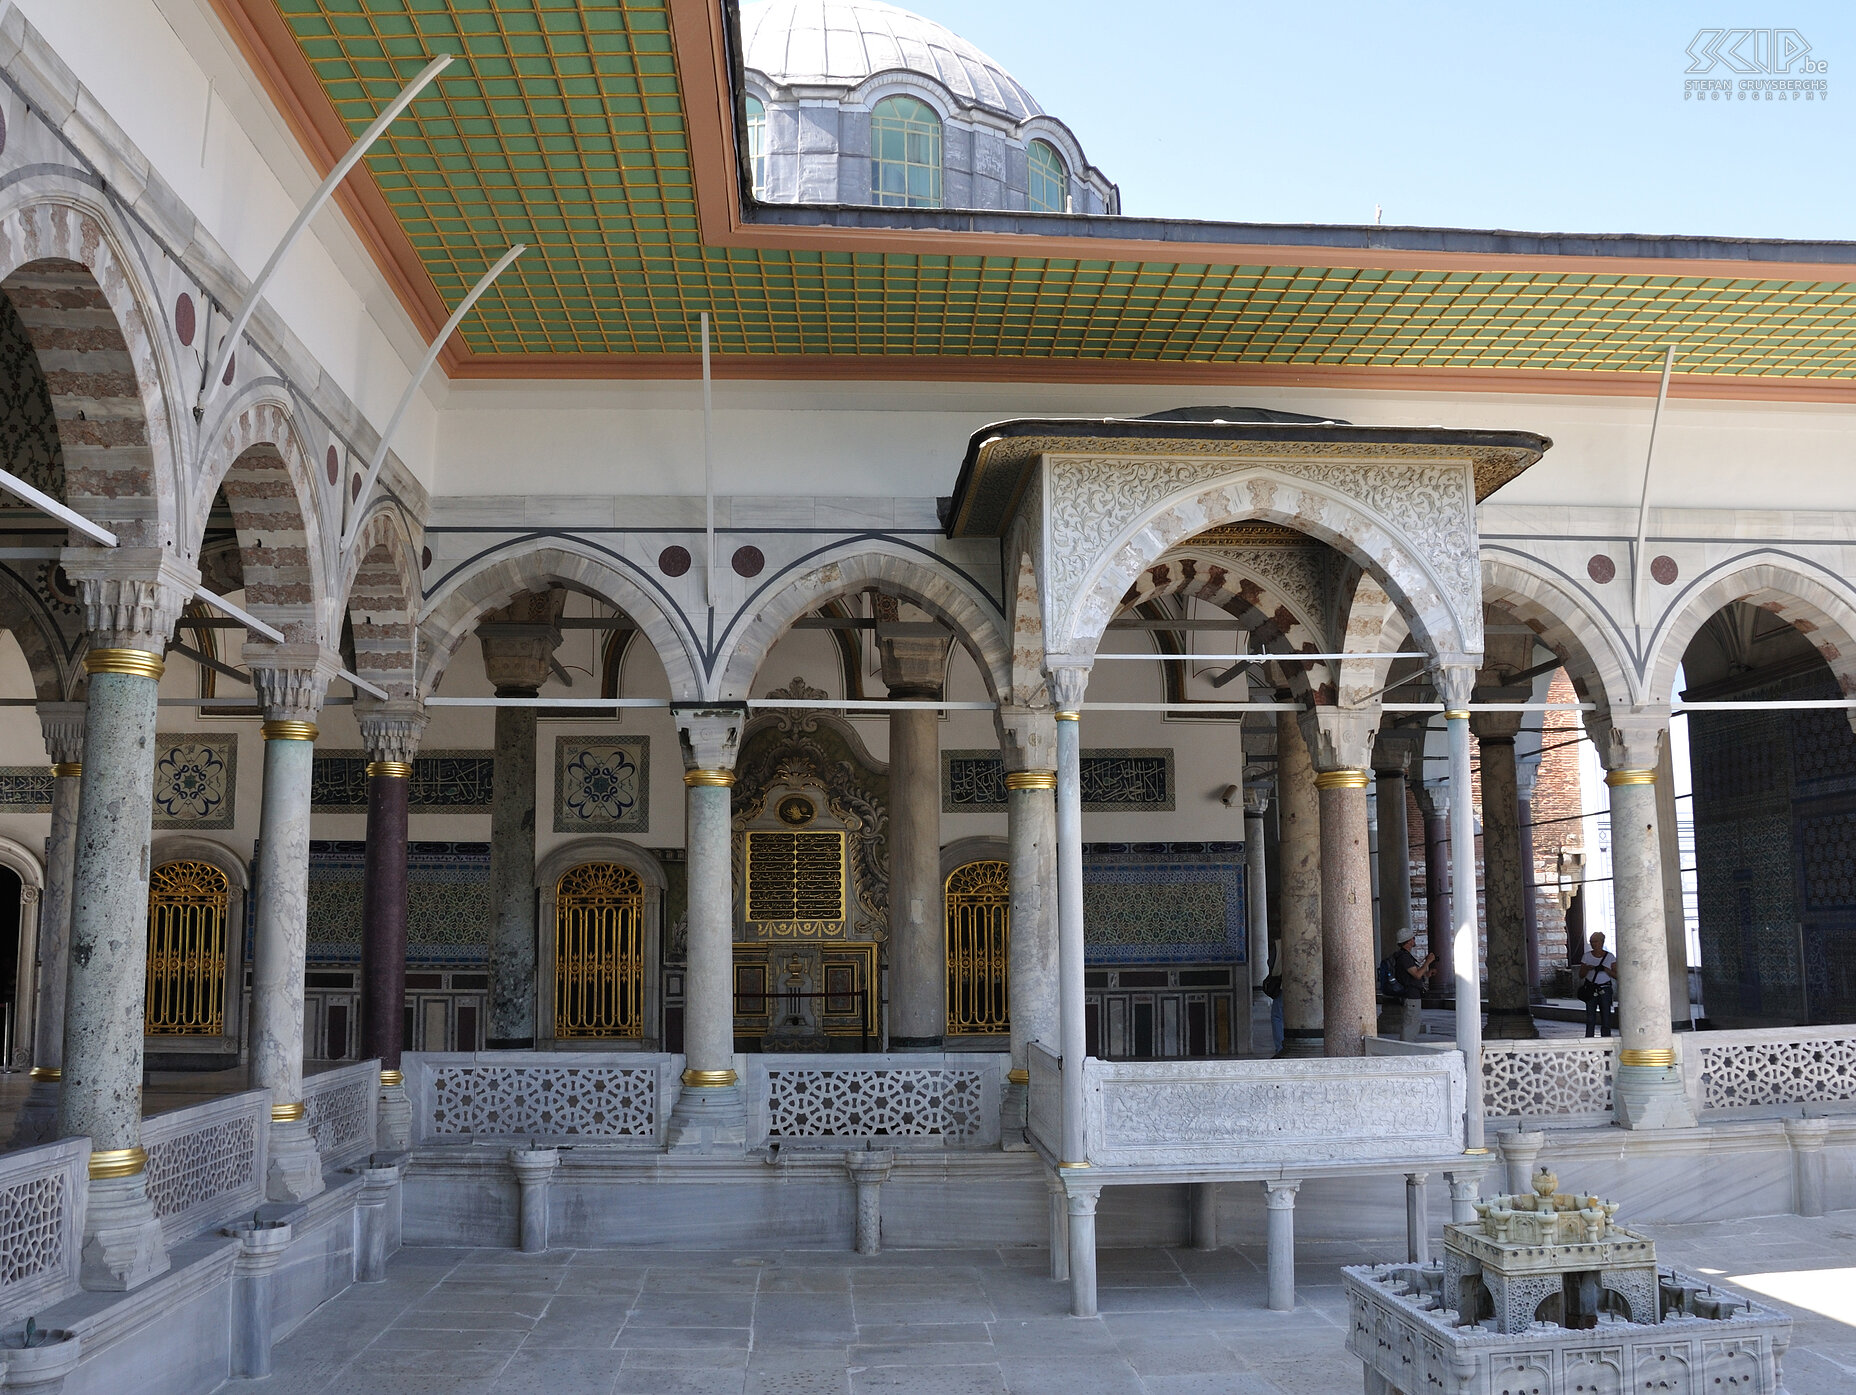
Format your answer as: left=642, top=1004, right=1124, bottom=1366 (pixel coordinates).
left=305, top=840, right=493, bottom=966
left=1082, top=841, right=1245, bottom=964
left=152, top=734, right=237, bottom=830
left=311, top=751, right=495, bottom=813
left=553, top=735, right=650, bottom=833
left=943, top=749, right=1176, bottom=812
left=0, top=768, right=51, bottom=810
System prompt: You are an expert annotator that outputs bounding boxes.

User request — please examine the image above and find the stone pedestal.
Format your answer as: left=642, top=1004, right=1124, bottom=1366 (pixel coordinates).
left=881, top=623, right=952, bottom=1049
left=1046, top=1171, right=1069, bottom=1281
left=79, top=1169, right=168, bottom=1292
left=1190, top=1182, right=1218, bottom=1251
left=510, top=1147, right=559, bottom=1253
left=1498, top=1129, right=1546, bottom=1197
left=1784, top=1116, right=1829, bottom=1218
left=1406, top=1172, right=1430, bottom=1264
left=227, top=1220, right=292, bottom=1378
left=845, top=1148, right=894, bottom=1255
left=1065, top=1183, right=1101, bottom=1318
left=247, top=644, right=342, bottom=1202
left=667, top=706, right=748, bottom=1152
left=1276, top=709, right=1323, bottom=1057
left=353, top=1160, right=404, bottom=1281
left=1445, top=1170, right=1480, bottom=1225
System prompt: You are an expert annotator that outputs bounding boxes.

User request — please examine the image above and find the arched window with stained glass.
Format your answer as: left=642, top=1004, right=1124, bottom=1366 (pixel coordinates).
left=1028, top=140, right=1068, bottom=213
left=870, top=95, right=942, bottom=208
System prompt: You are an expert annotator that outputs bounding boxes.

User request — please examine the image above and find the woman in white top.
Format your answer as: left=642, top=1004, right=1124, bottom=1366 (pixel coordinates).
left=1578, top=931, right=1618, bottom=1038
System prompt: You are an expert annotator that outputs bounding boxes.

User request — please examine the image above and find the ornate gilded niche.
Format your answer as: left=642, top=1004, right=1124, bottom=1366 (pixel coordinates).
left=729, top=703, right=888, bottom=1044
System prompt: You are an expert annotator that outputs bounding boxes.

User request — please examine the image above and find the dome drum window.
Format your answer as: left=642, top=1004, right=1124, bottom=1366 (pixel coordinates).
left=1028, top=140, right=1068, bottom=213
left=870, top=95, right=943, bottom=208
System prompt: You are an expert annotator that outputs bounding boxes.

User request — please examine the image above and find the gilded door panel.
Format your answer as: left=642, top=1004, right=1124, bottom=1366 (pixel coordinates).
left=555, top=863, right=645, bottom=1038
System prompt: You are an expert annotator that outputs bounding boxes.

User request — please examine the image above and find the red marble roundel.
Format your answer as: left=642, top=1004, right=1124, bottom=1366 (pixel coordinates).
left=1650, top=555, right=1679, bottom=585
left=0, top=109, right=9, bottom=159
left=175, top=293, right=196, bottom=346
left=1586, top=554, right=1616, bottom=584
left=325, top=445, right=340, bottom=486
left=351, top=473, right=362, bottom=501
left=731, top=545, right=765, bottom=578
left=421, top=546, right=433, bottom=571
left=221, top=353, right=235, bottom=387
left=659, top=545, right=691, bottom=577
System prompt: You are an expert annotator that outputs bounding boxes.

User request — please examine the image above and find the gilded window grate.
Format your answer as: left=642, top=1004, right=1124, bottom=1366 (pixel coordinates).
left=144, top=860, right=229, bottom=1036
left=745, top=831, right=845, bottom=923
left=556, top=863, right=645, bottom=1039
left=946, top=860, right=1010, bottom=1035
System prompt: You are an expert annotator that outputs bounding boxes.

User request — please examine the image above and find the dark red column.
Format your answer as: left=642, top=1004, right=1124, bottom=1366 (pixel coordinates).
left=361, top=760, right=411, bottom=1071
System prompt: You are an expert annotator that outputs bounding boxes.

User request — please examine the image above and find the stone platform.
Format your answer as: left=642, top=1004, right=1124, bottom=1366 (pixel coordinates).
left=247, top=1210, right=1856, bottom=1395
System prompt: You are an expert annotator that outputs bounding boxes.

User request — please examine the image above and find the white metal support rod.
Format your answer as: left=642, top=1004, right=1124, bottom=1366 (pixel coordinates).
left=1631, top=345, right=1677, bottom=630
left=701, top=311, right=715, bottom=609
left=0, top=468, right=116, bottom=546
left=341, top=244, right=526, bottom=550
left=190, top=587, right=389, bottom=700
left=1093, top=652, right=1427, bottom=663
left=200, top=53, right=454, bottom=413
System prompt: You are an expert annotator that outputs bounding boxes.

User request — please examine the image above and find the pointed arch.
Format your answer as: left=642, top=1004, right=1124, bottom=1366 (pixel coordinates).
left=711, top=541, right=1010, bottom=704
left=1334, top=572, right=1415, bottom=709
left=419, top=540, right=701, bottom=701
left=1646, top=553, right=1856, bottom=708
left=1480, top=552, right=1631, bottom=718
left=338, top=507, right=422, bottom=696
left=0, top=200, right=185, bottom=547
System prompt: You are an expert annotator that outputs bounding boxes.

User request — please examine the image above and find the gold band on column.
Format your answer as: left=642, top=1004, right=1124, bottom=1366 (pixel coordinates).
left=1618, top=1048, right=1676, bottom=1068
left=29, top=1065, right=60, bottom=1082
left=84, top=648, right=164, bottom=681
left=1606, top=768, right=1657, bottom=787
left=262, top=720, right=319, bottom=743
left=684, top=769, right=735, bottom=788
left=366, top=761, right=412, bottom=779
left=1006, top=1068, right=1029, bottom=1085
left=1443, top=709, right=1470, bottom=721
left=271, top=1101, right=306, bottom=1122
left=50, top=762, right=80, bottom=779
left=1058, top=1160, right=1090, bottom=1169
left=1054, top=711, right=1081, bottom=722
left=88, top=1145, right=147, bottom=1179
left=1314, top=769, right=1370, bottom=790
left=1005, top=770, right=1056, bottom=791
left=681, top=1068, right=738, bottom=1087
left=379, top=1070, right=404, bottom=1087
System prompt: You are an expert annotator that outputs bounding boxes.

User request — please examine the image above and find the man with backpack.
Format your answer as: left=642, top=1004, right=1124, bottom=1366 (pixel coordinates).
left=1378, top=927, right=1435, bottom=1042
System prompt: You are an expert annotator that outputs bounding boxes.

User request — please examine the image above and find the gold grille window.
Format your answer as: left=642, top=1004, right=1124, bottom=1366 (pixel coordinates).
left=946, top=860, right=1010, bottom=1035
left=145, top=860, right=229, bottom=1036
left=745, top=831, right=845, bottom=922
left=555, top=863, right=645, bottom=1039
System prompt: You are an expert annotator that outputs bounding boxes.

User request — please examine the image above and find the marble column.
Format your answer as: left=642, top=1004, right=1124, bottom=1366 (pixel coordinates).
left=1413, top=782, right=1453, bottom=992
left=1654, top=738, right=1690, bottom=1030
left=880, top=622, right=953, bottom=1049
left=1048, top=664, right=1090, bottom=1171
left=358, top=699, right=427, bottom=1151
left=1244, top=787, right=1273, bottom=1056
left=1372, top=746, right=1414, bottom=960
left=1439, top=665, right=1486, bottom=1151
left=1516, top=759, right=1543, bottom=1002
left=1472, top=711, right=1537, bottom=1040
left=55, top=549, right=198, bottom=1291
left=1306, top=709, right=1378, bottom=1057
left=9, top=703, right=84, bottom=1147
left=1592, top=715, right=1696, bottom=1129
left=1275, top=707, right=1322, bottom=1057
left=666, top=704, right=747, bottom=1151
left=478, top=596, right=564, bottom=1049
left=247, top=644, right=342, bottom=1202
left=998, top=706, right=1058, bottom=1133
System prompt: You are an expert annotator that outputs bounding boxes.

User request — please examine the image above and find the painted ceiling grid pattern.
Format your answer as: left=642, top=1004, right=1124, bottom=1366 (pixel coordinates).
left=273, top=1, right=1856, bottom=378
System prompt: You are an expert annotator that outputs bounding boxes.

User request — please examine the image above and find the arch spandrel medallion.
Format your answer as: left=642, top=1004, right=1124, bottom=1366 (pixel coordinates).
left=555, top=862, right=646, bottom=1040
left=144, top=860, right=230, bottom=1037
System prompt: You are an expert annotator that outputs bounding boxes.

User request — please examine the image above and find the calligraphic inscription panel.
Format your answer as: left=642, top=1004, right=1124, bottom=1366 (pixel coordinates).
left=746, top=831, right=846, bottom=923
left=943, top=748, right=1174, bottom=812
left=311, top=750, right=494, bottom=813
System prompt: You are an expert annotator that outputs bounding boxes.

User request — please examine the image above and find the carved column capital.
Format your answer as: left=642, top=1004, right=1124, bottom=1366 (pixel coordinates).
left=672, top=702, right=746, bottom=774
left=877, top=622, right=952, bottom=699
left=1242, top=787, right=1271, bottom=817
left=1300, top=706, right=1379, bottom=773
left=1435, top=663, right=1476, bottom=712
left=1043, top=660, right=1091, bottom=714
left=995, top=705, right=1058, bottom=772
left=1411, top=782, right=1451, bottom=821
left=356, top=698, right=430, bottom=766
left=60, top=548, right=199, bottom=654
left=1587, top=710, right=1668, bottom=773
left=477, top=591, right=565, bottom=694
left=243, top=643, right=343, bottom=725
left=36, top=702, right=85, bottom=767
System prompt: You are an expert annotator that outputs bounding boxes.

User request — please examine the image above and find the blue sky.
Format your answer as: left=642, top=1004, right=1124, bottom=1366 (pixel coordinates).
left=910, top=1, right=1854, bottom=240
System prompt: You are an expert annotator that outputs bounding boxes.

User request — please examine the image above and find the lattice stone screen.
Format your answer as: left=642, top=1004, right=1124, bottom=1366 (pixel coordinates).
left=303, top=1060, right=380, bottom=1168
left=0, top=1137, right=86, bottom=1325
left=1695, top=1028, right=1856, bottom=1111
left=1480, top=1039, right=1617, bottom=1123
left=407, top=1052, right=676, bottom=1144
left=750, top=1053, right=1007, bottom=1147
left=140, top=1089, right=268, bottom=1244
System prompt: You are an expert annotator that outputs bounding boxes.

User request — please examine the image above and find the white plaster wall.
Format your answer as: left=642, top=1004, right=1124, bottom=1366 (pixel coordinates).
left=16, top=0, right=437, bottom=487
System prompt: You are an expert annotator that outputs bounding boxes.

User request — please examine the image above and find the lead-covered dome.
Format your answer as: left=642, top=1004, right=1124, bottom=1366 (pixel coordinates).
left=741, top=0, right=1043, bottom=122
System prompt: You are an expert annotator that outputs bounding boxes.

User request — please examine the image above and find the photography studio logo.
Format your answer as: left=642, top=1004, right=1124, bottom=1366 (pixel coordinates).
left=1684, top=28, right=1829, bottom=102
